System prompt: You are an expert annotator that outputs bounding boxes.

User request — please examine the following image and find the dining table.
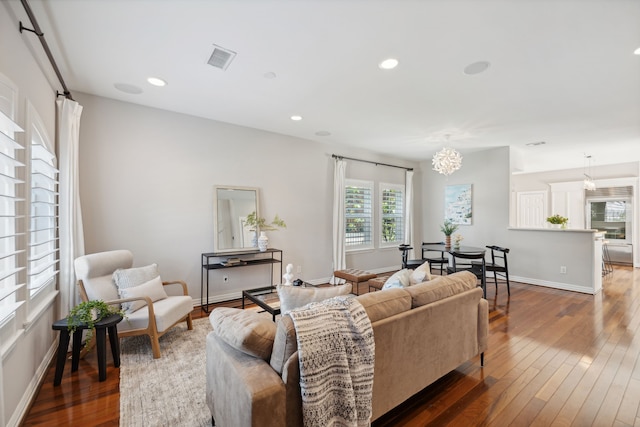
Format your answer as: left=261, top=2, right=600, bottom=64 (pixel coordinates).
left=419, top=243, right=487, bottom=297
left=420, top=243, right=486, bottom=254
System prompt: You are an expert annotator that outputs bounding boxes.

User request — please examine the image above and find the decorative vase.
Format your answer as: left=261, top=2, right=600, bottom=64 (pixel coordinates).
left=258, top=231, right=269, bottom=252
left=445, top=235, right=452, bottom=247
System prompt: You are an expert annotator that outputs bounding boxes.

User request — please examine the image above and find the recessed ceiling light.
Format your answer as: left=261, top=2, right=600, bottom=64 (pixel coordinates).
left=114, top=83, right=143, bottom=94
left=378, top=58, right=399, bottom=70
left=463, top=61, right=491, bottom=75
left=634, top=47, right=640, bottom=55
left=315, top=131, right=331, bottom=136
left=290, top=115, right=303, bottom=121
left=147, top=77, right=167, bottom=87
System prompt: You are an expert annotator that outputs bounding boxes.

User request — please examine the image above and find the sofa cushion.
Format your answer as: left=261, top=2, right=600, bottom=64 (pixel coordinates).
left=277, top=284, right=352, bottom=314
left=118, top=275, right=168, bottom=314
left=209, top=307, right=277, bottom=361
left=270, top=315, right=297, bottom=375
left=405, top=271, right=478, bottom=308
left=382, top=269, right=411, bottom=289
left=356, top=288, right=411, bottom=323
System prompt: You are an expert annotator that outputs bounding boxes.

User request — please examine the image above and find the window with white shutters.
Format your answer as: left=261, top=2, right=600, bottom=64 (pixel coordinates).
left=345, top=180, right=373, bottom=250
left=28, top=109, right=59, bottom=298
left=0, top=108, right=25, bottom=324
left=380, top=184, right=404, bottom=247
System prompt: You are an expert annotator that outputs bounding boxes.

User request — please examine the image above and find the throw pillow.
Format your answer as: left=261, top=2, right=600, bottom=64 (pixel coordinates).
left=118, top=275, right=168, bottom=314
left=410, top=261, right=432, bottom=285
left=382, top=269, right=412, bottom=290
left=210, top=307, right=277, bottom=360
left=278, top=284, right=352, bottom=314
left=113, top=263, right=161, bottom=313
left=113, top=263, right=160, bottom=290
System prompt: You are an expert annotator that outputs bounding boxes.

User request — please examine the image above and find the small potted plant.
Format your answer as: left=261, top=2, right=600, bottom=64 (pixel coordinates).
left=244, top=211, right=287, bottom=251
left=546, top=214, right=568, bottom=229
left=440, top=219, right=459, bottom=247
left=67, top=300, right=124, bottom=347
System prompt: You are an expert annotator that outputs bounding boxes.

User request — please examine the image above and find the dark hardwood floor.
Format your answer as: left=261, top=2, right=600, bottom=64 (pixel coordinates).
left=22, top=267, right=640, bottom=426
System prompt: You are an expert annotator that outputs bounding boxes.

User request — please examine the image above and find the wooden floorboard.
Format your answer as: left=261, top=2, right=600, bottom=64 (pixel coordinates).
left=21, top=266, right=640, bottom=426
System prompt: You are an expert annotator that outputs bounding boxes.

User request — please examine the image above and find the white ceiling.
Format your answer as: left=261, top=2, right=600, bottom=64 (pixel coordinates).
left=14, top=0, right=640, bottom=173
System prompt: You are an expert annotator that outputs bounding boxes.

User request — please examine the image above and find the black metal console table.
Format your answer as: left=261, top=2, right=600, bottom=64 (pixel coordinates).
left=200, top=248, right=283, bottom=313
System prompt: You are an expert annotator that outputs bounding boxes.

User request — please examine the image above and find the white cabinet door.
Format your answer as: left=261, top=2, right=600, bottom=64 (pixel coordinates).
left=517, top=191, right=547, bottom=227
left=550, top=182, right=585, bottom=228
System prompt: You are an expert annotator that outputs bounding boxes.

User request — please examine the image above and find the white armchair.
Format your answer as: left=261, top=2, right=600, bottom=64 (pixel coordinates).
left=74, top=250, right=193, bottom=358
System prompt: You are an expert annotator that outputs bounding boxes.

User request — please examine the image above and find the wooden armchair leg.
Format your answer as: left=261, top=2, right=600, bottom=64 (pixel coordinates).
left=186, top=313, right=193, bottom=330
left=151, top=334, right=161, bottom=359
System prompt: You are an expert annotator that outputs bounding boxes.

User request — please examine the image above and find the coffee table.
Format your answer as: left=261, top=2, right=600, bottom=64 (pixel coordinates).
left=242, top=283, right=316, bottom=321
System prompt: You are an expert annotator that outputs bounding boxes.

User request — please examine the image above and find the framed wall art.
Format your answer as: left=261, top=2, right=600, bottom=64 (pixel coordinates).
left=445, top=184, right=472, bottom=225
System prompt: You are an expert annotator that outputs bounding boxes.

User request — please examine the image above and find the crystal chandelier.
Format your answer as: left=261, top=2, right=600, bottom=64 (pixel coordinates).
left=432, top=147, right=463, bottom=176
left=583, top=155, right=596, bottom=191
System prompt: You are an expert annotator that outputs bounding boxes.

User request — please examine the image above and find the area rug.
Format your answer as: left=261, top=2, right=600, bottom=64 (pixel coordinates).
left=119, top=317, right=212, bottom=427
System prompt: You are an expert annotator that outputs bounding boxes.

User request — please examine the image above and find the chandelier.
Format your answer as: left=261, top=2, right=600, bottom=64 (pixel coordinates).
left=432, top=147, right=463, bottom=176
left=583, top=154, right=596, bottom=191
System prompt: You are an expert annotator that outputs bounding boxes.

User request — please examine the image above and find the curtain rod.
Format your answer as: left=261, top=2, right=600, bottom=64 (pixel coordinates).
left=19, top=0, right=74, bottom=100
left=332, top=154, right=413, bottom=171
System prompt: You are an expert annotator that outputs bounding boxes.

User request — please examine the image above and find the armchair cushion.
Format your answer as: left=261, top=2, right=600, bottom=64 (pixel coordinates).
left=277, top=284, right=352, bottom=314
left=118, top=295, right=193, bottom=333
left=118, top=275, right=168, bottom=314
left=210, top=307, right=276, bottom=360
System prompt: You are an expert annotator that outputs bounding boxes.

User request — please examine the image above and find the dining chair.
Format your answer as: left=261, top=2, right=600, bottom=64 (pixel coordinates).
left=398, top=244, right=423, bottom=269
left=422, top=242, right=448, bottom=275
left=483, top=245, right=511, bottom=296
left=446, top=251, right=486, bottom=298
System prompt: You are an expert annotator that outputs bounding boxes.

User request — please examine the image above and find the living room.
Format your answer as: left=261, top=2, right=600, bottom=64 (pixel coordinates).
left=1, top=1, right=639, bottom=426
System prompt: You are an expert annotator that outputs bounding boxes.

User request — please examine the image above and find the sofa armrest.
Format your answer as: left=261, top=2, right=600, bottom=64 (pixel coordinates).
left=206, top=332, right=286, bottom=427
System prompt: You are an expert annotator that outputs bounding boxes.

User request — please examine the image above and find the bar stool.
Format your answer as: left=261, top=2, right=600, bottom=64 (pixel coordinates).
left=602, top=240, right=614, bottom=276
left=51, top=313, right=123, bottom=385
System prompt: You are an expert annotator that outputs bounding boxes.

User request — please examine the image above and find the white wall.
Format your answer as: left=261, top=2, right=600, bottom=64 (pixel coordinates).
left=1, top=3, right=59, bottom=426
left=75, top=92, right=421, bottom=303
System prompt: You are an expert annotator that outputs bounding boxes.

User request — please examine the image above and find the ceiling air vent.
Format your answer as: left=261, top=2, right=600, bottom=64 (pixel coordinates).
left=207, top=45, right=237, bottom=71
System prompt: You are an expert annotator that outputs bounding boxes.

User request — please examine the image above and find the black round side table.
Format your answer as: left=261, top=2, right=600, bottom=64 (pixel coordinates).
left=51, top=313, right=123, bottom=386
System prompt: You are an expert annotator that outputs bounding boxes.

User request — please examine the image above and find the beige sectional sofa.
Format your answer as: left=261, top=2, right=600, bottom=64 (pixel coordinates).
left=206, top=271, right=489, bottom=427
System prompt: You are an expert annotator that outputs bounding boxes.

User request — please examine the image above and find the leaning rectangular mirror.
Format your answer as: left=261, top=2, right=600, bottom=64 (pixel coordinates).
left=213, top=186, right=260, bottom=253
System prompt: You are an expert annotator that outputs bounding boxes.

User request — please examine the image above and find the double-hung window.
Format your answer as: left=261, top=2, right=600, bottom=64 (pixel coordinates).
left=345, top=179, right=373, bottom=250
left=380, top=183, right=404, bottom=247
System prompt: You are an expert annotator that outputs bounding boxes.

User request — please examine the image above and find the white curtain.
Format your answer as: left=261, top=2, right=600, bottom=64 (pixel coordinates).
left=404, top=170, right=414, bottom=259
left=330, top=158, right=347, bottom=284
left=56, top=98, right=85, bottom=317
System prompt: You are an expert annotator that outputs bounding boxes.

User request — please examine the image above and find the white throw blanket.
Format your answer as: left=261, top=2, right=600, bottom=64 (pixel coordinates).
left=289, top=296, right=375, bottom=427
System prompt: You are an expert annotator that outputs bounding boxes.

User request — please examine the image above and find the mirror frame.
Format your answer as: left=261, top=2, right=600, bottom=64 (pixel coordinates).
left=213, top=185, right=260, bottom=253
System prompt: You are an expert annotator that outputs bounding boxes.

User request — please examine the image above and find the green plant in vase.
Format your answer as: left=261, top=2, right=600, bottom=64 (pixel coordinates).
left=440, top=219, right=459, bottom=247
left=67, top=300, right=124, bottom=347
left=244, top=211, right=287, bottom=251
left=546, top=214, right=568, bottom=229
